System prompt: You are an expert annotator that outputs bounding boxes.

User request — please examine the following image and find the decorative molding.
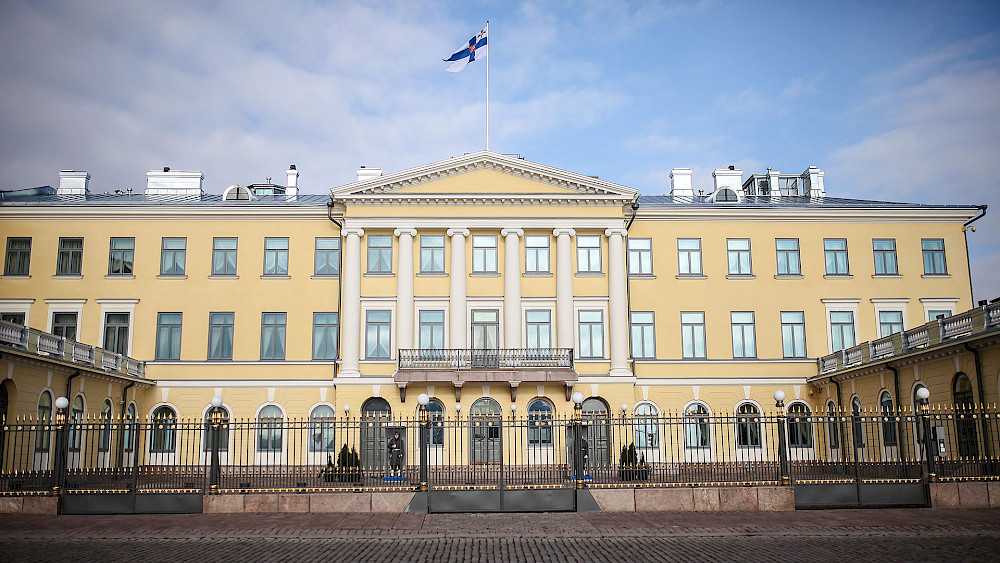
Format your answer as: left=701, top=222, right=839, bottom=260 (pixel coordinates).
left=446, top=228, right=470, bottom=237
left=393, top=228, right=417, bottom=237
left=552, top=228, right=576, bottom=237
left=501, top=228, right=524, bottom=237
left=604, top=227, right=627, bottom=237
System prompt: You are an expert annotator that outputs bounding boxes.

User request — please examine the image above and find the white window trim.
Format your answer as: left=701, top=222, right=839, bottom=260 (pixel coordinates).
left=360, top=299, right=397, bottom=362
left=0, top=298, right=35, bottom=326
left=572, top=298, right=609, bottom=361
left=822, top=298, right=860, bottom=354
left=919, top=297, right=959, bottom=322
left=414, top=299, right=450, bottom=350
left=44, top=298, right=86, bottom=333
left=520, top=299, right=555, bottom=349
left=96, top=298, right=139, bottom=356
left=870, top=298, right=910, bottom=337
left=467, top=297, right=505, bottom=349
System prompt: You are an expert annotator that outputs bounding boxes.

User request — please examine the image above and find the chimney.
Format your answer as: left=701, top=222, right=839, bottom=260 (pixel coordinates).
left=285, top=164, right=299, bottom=200
left=356, top=166, right=382, bottom=182
left=669, top=168, right=694, bottom=197
left=57, top=170, right=90, bottom=196
left=145, top=169, right=204, bottom=198
left=801, top=166, right=826, bottom=197
left=712, top=167, right=743, bottom=194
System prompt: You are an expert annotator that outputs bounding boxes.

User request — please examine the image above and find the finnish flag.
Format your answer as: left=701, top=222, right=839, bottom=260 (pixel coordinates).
left=444, top=26, right=488, bottom=72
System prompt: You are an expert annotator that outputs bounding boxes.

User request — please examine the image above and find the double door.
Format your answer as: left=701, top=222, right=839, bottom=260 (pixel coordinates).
left=471, top=310, right=499, bottom=368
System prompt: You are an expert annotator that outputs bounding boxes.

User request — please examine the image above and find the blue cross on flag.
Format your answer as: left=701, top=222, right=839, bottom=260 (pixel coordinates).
left=444, top=26, right=488, bottom=72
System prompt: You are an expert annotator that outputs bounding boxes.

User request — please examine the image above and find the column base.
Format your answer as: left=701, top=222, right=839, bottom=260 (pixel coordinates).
left=608, top=368, right=633, bottom=377
left=338, top=368, right=361, bottom=378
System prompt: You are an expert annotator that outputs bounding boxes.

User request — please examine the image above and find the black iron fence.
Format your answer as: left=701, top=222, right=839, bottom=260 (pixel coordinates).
left=2, top=406, right=997, bottom=496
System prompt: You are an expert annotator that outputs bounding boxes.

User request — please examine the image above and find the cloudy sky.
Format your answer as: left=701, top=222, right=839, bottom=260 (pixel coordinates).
left=1, top=0, right=999, bottom=299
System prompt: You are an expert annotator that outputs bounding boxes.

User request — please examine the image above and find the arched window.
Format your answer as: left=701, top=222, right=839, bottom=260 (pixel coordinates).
left=361, top=397, right=391, bottom=419
left=69, top=395, right=85, bottom=451
left=426, top=399, right=444, bottom=446
left=826, top=401, right=840, bottom=449
left=35, top=391, right=52, bottom=451
left=880, top=391, right=897, bottom=446
left=634, top=402, right=659, bottom=448
left=953, top=374, right=979, bottom=457
left=851, top=397, right=864, bottom=448
left=203, top=405, right=231, bottom=452
left=683, top=402, right=709, bottom=449
left=309, top=405, right=335, bottom=452
left=150, top=405, right=177, bottom=453
left=99, top=399, right=113, bottom=452
left=787, top=402, right=812, bottom=448
left=714, top=189, right=738, bottom=202
left=736, top=403, right=761, bottom=448
left=953, top=373, right=975, bottom=407
left=582, top=397, right=609, bottom=418
left=257, top=405, right=283, bottom=452
left=527, top=399, right=553, bottom=445
left=124, top=403, right=137, bottom=453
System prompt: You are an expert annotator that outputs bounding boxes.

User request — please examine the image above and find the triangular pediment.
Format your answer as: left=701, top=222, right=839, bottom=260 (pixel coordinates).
left=330, top=151, right=637, bottom=202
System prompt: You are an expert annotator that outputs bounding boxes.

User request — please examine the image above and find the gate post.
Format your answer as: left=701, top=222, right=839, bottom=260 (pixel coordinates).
left=51, top=396, right=70, bottom=507
left=571, top=392, right=585, bottom=488
left=916, top=388, right=937, bottom=482
left=417, top=393, right=429, bottom=491
left=208, top=395, right=224, bottom=493
left=774, top=391, right=790, bottom=486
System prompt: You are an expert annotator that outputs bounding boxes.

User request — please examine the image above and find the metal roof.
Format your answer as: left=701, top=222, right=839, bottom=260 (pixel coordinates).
left=636, top=194, right=980, bottom=209
left=0, top=188, right=330, bottom=206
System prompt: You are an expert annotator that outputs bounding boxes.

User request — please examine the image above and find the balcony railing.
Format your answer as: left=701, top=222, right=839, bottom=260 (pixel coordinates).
left=817, top=302, right=1000, bottom=377
left=0, top=319, right=147, bottom=379
left=398, top=348, right=574, bottom=370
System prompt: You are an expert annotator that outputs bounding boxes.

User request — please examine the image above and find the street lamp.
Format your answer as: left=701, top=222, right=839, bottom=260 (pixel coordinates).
left=343, top=404, right=350, bottom=415
left=208, top=395, right=224, bottom=492
left=916, top=387, right=936, bottom=482
left=571, top=392, right=585, bottom=488
left=416, top=393, right=430, bottom=492
left=53, top=397, right=70, bottom=495
left=774, top=390, right=789, bottom=486
left=621, top=403, right=629, bottom=417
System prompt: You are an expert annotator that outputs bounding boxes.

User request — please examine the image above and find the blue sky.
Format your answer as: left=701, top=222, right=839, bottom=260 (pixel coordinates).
left=1, top=0, right=999, bottom=299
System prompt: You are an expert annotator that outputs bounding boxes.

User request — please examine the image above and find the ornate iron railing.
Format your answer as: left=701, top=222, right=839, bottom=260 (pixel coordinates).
left=398, top=348, right=574, bottom=370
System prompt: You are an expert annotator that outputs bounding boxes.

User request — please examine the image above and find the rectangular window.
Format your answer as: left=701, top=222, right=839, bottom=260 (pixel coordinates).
left=921, top=239, right=947, bottom=274
left=578, top=310, right=604, bottom=359
left=630, top=311, right=656, bottom=359
left=418, top=310, right=445, bottom=350
left=681, top=312, right=706, bottom=359
left=160, top=237, right=186, bottom=275
left=314, top=238, right=340, bottom=275
left=56, top=238, right=83, bottom=275
left=628, top=238, right=653, bottom=275
left=4, top=237, right=31, bottom=276
left=775, top=239, right=801, bottom=275
left=879, top=311, right=904, bottom=337
left=824, top=239, right=849, bottom=275
left=208, top=312, right=234, bottom=360
left=155, top=312, right=183, bottom=360
left=365, top=310, right=392, bottom=359
left=104, top=312, right=130, bottom=355
left=525, top=310, right=551, bottom=350
left=1, top=313, right=25, bottom=324
left=524, top=235, right=550, bottom=273
left=873, top=239, right=898, bottom=275
left=419, top=235, right=445, bottom=273
left=108, top=237, right=134, bottom=275
left=52, top=312, right=78, bottom=341
left=312, top=312, right=339, bottom=360
left=263, top=237, right=289, bottom=275
left=577, top=235, right=602, bottom=273
left=472, top=235, right=498, bottom=273
left=367, top=235, right=392, bottom=273
left=928, top=309, right=951, bottom=321
left=213, top=238, right=238, bottom=275
left=727, top=239, right=751, bottom=275
left=678, top=238, right=702, bottom=275
left=731, top=311, right=756, bottom=358
left=260, top=313, right=287, bottom=360
left=830, top=311, right=855, bottom=352
left=780, top=312, right=806, bottom=358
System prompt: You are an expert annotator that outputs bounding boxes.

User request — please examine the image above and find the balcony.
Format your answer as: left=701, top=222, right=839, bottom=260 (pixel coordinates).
left=0, top=319, right=148, bottom=380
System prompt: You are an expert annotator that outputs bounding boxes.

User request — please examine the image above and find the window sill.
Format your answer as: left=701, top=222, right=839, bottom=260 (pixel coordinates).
left=823, top=274, right=853, bottom=279
left=104, top=274, right=135, bottom=279
left=260, top=274, right=291, bottom=280
left=156, top=274, right=188, bottom=280
left=725, top=274, right=756, bottom=280
left=872, top=274, right=902, bottom=279
left=575, top=272, right=605, bottom=278
left=921, top=274, right=951, bottom=279
left=52, top=274, right=83, bottom=279
left=774, top=274, right=803, bottom=280
left=676, top=274, right=707, bottom=280
left=576, top=357, right=609, bottom=362
left=209, top=274, right=239, bottom=280
left=364, top=272, right=395, bottom=277
left=470, top=272, right=501, bottom=278
left=417, top=272, right=448, bottom=278
left=311, top=274, right=340, bottom=280
left=0, top=274, right=31, bottom=279
left=629, top=274, right=656, bottom=280
left=523, top=272, right=553, bottom=278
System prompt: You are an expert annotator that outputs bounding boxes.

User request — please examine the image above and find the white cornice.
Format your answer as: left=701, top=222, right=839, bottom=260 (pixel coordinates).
left=347, top=217, right=624, bottom=230
left=634, top=206, right=978, bottom=223
left=0, top=205, right=329, bottom=221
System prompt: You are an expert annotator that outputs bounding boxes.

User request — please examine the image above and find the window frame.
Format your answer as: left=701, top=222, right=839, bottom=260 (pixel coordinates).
left=52, top=312, right=78, bottom=342
left=726, top=238, right=752, bottom=275
left=878, top=310, right=904, bottom=337
left=677, top=238, right=702, bottom=276
left=830, top=310, right=856, bottom=352
left=576, top=235, right=602, bottom=274
left=921, top=238, right=947, bottom=275
left=880, top=391, right=898, bottom=447
left=524, top=235, right=550, bottom=273
left=780, top=311, right=807, bottom=358
left=365, top=310, right=392, bottom=360
left=263, top=237, right=289, bottom=276
left=527, top=398, right=554, bottom=446
left=872, top=239, right=898, bottom=275
left=418, top=310, right=445, bottom=351
left=681, top=311, right=706, bottom=359
left=525, top=309, right=552, bottom=351
left=684, top=402, right=710, bottom=449
left=823, top=238, right=849, bottom=275
left=103, top=312, right=130, bottom=355
left=159, top=237, right=186, bottom=276
left=312, top=312, right=339, bottom=360
left=471, top=235, right=498, bottom=274
left=208, top=312, right=235, bottom=361
left=627, top=238, right=653, bottom=276
left=630, top=311, right=656, bottom=359
left=308, top=405, right=335, bottom=452
left=4, top=237, right=31, bottom=276
left=55, top=237, right=83, bottom=276
left=787, top=402, right=813, bottom=448
left=736, top=402, right=762, bottom=448
left=155, top=312, right=183, bottom=360
left=314, top=237, right=340, bottom=276
left=107, top=237, right=135, bottom=275
left=366, top=235, right=393, bottom=274
left=775, top=238, right=801, bottom=275
left=730, top=311, right=756, bottom=359
left=256, top=404, right=283, bottom=453
left=212, top=237, right=238, bottom=275
left=260, top=312, right=287, bottom=360
left=419, top=235, right=445, bottom=274
left=577, top=309, right=605, bottom=359
left=150, top=405, right=177, bottom=454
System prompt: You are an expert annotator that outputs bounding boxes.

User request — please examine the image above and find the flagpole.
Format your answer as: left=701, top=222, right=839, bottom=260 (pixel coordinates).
left=486, top=20, right=490, bottom=151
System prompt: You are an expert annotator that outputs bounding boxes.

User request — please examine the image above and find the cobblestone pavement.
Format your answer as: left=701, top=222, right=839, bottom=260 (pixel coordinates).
left=2, top=509, right=999, bottom=562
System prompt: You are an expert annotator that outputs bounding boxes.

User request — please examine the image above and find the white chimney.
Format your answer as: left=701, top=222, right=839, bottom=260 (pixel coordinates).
left=802, top=166, right=826, bottom=197
left=669, top=168, right=693, bottom=197
left=57, top=170, right=90, bottom=196
left=285, top=165, right=299, bottom=199
left=712, top=167, right=743, bottom=194
left=145, top=168, right=204, bottom=198
left=356, top=166, right=382, bottom=182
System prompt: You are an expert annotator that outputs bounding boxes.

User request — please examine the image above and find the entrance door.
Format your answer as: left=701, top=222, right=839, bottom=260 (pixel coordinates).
left=582, top=398, right=611, bottom=474
left=471, top=310, right=499, bottom=368
left=361, top=398, right=391, bottom=473
left=470, top=398, right=501, bottom=463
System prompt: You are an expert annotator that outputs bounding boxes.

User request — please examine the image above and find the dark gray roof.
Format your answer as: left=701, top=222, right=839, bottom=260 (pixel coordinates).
left=636, top=194, right=980, bottom=209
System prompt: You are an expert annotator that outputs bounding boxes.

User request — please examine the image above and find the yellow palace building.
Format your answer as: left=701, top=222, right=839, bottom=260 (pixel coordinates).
left=0, top=151, right=987, bottom=441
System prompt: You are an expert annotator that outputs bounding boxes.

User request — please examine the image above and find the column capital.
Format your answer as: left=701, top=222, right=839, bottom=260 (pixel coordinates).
left=604, top=227, right=627, bottom=238
left=501, top=228, right=524, bottom=237
left=447, top=228, right=470, bottom=238
left=343, top=227, right=365, bottom=237
left=393, top=228, right=417, bottom=237
left=552, top=228, right=576, bottom=237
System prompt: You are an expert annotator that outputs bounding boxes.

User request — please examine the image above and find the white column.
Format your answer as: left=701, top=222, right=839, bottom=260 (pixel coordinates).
left=501, top=228, right=523, bottom=349
left=606, top=227, right=631, bottom=376
left=340, top=227, right=364, bottom=378
left=394, top=228, right=416, bottom=352
left=448, top=229, right=470, bottom=350
left=553, top=228, right=576, bottom=351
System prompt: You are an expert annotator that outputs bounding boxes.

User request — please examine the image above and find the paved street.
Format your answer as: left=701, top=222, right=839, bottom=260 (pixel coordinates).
left=2, top=509, right=999, bottom=562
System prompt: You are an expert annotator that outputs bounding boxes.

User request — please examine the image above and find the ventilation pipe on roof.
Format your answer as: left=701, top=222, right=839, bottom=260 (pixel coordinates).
left=356, top=166, right=382, bottom=182
left=669, top=168, right=693, bottom=197
left=285, top=165, right=299, bottom=200
left=57, top=171, right=90, bottom=196
left=145, top=169, right=204, bottom=199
